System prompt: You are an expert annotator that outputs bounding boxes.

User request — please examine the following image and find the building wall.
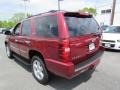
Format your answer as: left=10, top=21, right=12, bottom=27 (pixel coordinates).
left=95, top=0, right=120, bottom=25
left=114, top=0, right=120, bottom=25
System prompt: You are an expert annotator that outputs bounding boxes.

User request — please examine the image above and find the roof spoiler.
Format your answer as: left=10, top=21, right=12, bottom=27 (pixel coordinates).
left=64, top=12, right=93, bottom=18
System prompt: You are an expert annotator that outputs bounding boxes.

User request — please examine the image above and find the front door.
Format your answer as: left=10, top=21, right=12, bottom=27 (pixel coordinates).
left=9, top=23, right=21, bottom=55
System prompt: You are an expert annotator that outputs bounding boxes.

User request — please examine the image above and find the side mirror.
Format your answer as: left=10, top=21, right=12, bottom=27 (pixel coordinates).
left=4, top=31, right=12, bottom=35
left=14, top=32, right=20, bottom=36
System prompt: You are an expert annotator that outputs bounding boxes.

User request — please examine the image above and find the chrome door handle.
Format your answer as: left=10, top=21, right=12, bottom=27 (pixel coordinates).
left=15, top=39, right=18, bottom=42
left=25, top=41, right=30, bottom=44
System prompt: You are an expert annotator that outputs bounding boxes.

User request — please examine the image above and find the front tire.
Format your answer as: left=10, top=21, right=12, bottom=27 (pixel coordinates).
left=5, top=44, right=13, bottom=58
left=32, top=56, right=49, bottom=84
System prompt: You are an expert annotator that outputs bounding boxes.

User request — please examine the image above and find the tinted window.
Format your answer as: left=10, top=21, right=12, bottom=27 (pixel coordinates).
left=65, top=16, right=100, bottom=37
left=22, top=20, right=31, bottom=36
left=35, top=15, right=58, bottom=38
left=13, top=23, right=21, bottom=35
left=101, top=25, right=109, bottom=30
left=104, top=26, right=120, bottom=33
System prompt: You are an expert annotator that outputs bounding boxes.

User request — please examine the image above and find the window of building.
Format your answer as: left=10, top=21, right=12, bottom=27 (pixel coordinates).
left=101, top=9, right=111, bottom=14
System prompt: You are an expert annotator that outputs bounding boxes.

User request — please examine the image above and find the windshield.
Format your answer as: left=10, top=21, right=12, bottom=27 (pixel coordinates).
left=104, top=26, right=120, bottom=33
left=65, top=16, right=100, bottom=37
left=101, top=25, right=108, bottom=30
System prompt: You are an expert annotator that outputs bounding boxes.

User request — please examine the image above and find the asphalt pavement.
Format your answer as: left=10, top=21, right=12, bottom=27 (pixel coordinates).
left=0, top=34, right=120, bottom=90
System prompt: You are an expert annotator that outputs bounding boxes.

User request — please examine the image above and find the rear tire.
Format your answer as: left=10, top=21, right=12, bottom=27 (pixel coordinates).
left=5, top=44, right=13, bottom=58
left=32, top=56, right=49, bottom=84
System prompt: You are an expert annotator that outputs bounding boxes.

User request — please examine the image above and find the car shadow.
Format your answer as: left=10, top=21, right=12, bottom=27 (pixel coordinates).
left=13, top=58, right=32, bottom=72
left=105, top=49, right=120, bottom=53
left=48, top=69, right=96, bottom=90
left=12, top=57, right=96, bottom=90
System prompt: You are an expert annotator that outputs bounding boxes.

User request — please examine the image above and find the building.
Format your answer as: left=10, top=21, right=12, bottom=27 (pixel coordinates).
left=95, top=0, right=120, bottom=25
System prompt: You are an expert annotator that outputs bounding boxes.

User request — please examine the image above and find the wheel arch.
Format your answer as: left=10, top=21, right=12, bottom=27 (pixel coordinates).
left=29, top=49, right=45, bottom=63
left=5, top=41, right=8, bottom=46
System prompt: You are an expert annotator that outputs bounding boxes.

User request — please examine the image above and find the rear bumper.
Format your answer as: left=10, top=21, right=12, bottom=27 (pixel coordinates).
left=45, top=47, right=104, bottom=79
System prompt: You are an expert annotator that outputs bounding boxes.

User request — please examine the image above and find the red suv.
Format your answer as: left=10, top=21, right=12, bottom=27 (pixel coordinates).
left=5, top=11, right=104, bottom=84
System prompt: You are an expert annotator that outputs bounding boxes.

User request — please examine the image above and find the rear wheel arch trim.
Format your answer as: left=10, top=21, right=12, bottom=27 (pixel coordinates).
left=5, top=42, right=11, bottom=49
left=5, top=41, right=8, bottom=46
left=29, top=50, right=45, bottom=62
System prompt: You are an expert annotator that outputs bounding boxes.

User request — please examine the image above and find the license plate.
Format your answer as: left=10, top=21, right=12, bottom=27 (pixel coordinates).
left=89, top=43, right=95, bottom=51
left=105, top=43, right=110, bottom=47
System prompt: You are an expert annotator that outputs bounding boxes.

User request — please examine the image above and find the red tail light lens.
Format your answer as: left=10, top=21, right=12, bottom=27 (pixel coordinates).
left=59, top=39, right=71, bottom=63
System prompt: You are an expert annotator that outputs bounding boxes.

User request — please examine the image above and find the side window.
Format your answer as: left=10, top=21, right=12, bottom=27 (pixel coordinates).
left=35, top=15, right=58, bottom=38
left=21, top=19, right=31, bottom=36
left=117, top=27, right=120, bottom=32
left=13, top=23, right=21, bottom=35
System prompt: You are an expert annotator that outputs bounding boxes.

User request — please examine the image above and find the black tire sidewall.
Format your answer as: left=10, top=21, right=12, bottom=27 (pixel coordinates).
left=32, top=56, right=49, bottom=84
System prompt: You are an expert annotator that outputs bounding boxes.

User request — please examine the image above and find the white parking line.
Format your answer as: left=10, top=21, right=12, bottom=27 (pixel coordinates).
left=0, top=46, right=5, bottom=59
left=0, top=55, right=1, bottom=59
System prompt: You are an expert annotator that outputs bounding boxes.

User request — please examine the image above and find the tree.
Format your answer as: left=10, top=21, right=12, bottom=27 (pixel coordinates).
left=0, top=13, right=32, bottom=28
left=11, top=13, right=31, bottom=23
left=0, top=21, right=2, bottom=28
left=80, top=7, right=97, bottom=16
left=0, top=20, right=16, bottom=28
left=11, top=13, right=26, bottom=23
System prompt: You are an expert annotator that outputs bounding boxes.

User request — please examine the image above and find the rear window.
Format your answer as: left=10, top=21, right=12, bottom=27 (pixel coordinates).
left=65, top=14, right=100, bottom=37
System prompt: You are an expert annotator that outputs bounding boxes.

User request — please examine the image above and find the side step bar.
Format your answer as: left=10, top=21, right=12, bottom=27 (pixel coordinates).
left=13, top=54, right=31, bottom=66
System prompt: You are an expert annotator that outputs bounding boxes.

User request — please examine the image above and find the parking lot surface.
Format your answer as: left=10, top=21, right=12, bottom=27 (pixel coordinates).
left=0, top=34, right=120, bottom=90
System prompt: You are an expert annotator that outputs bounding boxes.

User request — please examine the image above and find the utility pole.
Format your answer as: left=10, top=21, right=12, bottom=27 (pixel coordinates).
left=58, top=0, right=63, bottom=11
left=22, top=0, right=30, bottom=18
left=58, top=0, right=60, bottom=11
left=110, top=0, right=116, bottom=25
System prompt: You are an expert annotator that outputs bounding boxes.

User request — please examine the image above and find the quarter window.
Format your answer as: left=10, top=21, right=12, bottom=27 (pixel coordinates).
left=35, top=15, right=58, bottom=38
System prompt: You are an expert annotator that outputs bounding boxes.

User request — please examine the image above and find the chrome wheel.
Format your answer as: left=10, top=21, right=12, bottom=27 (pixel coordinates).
left=6, top=45, right=10, bottom=57
left=33, top=60, right=44, bottom=80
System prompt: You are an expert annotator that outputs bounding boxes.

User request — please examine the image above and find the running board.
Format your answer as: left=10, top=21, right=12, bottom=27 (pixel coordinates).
left=13, top=54, right=31, bottom=66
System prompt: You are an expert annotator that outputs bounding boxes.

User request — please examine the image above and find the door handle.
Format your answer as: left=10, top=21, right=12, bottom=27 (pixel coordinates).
left=15, top=39, right=18, bottom=42
left=25, top=41, right=30, bottom=44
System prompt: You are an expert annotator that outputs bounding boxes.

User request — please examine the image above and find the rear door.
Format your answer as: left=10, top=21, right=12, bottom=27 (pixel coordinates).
left=33, top=15, right=59, bottom=61
left=18, top=19, right=31, bottom=59
left=64, top=13, right=101, bottom=64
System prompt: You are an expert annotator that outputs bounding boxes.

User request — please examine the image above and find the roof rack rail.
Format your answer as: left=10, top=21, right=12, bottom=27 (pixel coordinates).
left=27, top=10, right=63, bottom=18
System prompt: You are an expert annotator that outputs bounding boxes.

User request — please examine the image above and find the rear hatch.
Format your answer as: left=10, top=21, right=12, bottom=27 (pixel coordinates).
left=64, top=12, right=101, bottom=64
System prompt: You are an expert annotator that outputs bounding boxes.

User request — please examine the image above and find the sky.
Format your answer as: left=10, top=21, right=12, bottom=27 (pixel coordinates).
left=0, top=0, right=111, bottom=20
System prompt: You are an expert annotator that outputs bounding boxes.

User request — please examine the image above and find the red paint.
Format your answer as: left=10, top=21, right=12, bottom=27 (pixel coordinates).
left=5, top=11, right=104, bottom=79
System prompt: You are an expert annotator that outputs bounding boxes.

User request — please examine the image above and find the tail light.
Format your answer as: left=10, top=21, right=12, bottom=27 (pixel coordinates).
left=59, top=39, right=71, bottom=63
